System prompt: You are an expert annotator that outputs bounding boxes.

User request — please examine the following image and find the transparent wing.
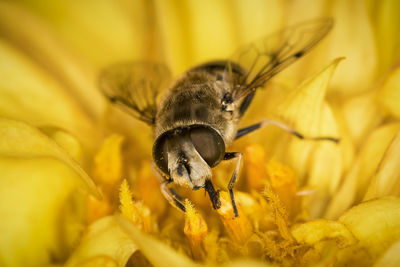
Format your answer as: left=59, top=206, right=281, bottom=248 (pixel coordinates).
left=225, top=18, right=333, bottom=102
left=99, top=62, right=171, bottom=125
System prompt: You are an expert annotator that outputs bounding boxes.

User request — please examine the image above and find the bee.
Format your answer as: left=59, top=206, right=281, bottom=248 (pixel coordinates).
left=99, top=18, right=338, bottom=217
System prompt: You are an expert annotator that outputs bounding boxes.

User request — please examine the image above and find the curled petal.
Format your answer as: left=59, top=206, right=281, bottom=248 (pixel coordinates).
left=291, top=219, right=357, bottom=248
left=65, top=216, right=137, bottom=267
left=116, top=216, right=201, bottom=267
left=0, top=118, right=98, bottom=196
left=337, top=197, right=400, bottom=265
left=40, top=127, right=83, bottom=162
left=0, top=157, right=86, bottom=266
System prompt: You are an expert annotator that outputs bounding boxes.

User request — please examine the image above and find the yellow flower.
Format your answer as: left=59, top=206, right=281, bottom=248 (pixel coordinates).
left=1, top=1, right=400, bottom=267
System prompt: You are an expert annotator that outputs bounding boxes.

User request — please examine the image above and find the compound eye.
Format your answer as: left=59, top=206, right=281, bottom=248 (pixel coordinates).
left=190, top=127, right=224, bottom=167
left=152, top=136, right=169, bottom=175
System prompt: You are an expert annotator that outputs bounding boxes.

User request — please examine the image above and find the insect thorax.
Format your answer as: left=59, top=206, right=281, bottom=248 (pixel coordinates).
left=153, top=66, right=241, bottom=146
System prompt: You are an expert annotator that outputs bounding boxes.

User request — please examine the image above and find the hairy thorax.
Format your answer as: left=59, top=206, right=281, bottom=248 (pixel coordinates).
left=154, top=69, right=241, bottom=147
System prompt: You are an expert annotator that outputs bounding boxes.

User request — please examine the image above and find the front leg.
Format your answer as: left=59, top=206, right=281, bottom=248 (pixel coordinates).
left=160, top=179, right=186, bottom=212
left=152, top=162, right=186, bottom=212
left=224, top=152, right=242, bottom=218
left=204, top=179, right=221, bottom=210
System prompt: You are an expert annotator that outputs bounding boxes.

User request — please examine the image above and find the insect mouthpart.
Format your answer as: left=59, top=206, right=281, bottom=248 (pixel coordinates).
left=153, top=125, right=225, bottom=175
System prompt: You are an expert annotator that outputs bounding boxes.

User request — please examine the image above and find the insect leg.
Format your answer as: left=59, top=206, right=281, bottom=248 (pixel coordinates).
left=235, top=119, right=339, bottom=143
left=151, top=162, right=186, bottom=212
left=204, top=180, right=221, bottom=210
left=224, top=152, right=242, bottom=218
left=160, top=179, right=186, bottom=212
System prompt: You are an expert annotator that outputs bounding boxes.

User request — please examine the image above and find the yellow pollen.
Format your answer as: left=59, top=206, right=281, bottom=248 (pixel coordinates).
left=217, top=191, right=253, bottom=245
left=119, top=179, right=136, bottom=221
left=119, top=179, right=153, bottom=233
left=184, top=199, right=208, bottom=261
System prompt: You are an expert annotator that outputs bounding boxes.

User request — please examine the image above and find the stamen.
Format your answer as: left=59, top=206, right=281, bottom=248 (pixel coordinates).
left=266, top=159, right=297, bottom=216
left=217, top=191, right=253, bottom=245
left=119, top=179, right=153, bottom=232
left=184, top=200, right=208, bottom=261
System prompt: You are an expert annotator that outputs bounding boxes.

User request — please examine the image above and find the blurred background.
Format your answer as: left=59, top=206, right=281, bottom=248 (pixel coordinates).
left=0, top=1, right=400, bottom=266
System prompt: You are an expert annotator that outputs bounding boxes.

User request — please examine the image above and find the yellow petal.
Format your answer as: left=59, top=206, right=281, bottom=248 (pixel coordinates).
left=373, top=239, right=400, bottom=267
left=86, top=194, right=113, bottom=226
left=183, top=0, right=237, bottom=64
left=75, top=255, right=117, bottom=267
left=284, top=0, right=326, bottom=24
left=0, top=39, right=100, bottom=152
left=275, top=58, right=343, bottom=133
left=0, top=118, right=98, bottom=196
left=306, top=104, right=342, bottom=218
left=65, top=216, right=137, bottom=267
left=0, top=1, right=105, bottom=119
left=366, top=0, right=400, bottom=73
left=93, top=134, right=125, bottom=187
left=284, top=1, right=377, bottom=93
left=342, top=91, right=384, bottom=147
left=243, top=144, right=269, bottom=191
left=116, top=216, right=201, bottom=267
left=0, top=157, right=86, bottom=266
left=10, top=0, right=145, bottom=68
left=155, top=0, right=236, bottom=73
left=153, top=0, right=192, bottom=74
left=364, top=130, right=400, bottom=200
left=231, top=0, right=284, bottom=45
left=325, top=122, right=400, bottom=219
left=225, top=259, right=274, bottom=267
left=274, top=57, right=343, bottom=179
left=266, top=158, right=297, bottom=216
left=40, top=127, right=83, bottom=162
left=291, top=219, right=357, bottom=248
left=155, top=0, right=284, bottom=74
left=337, top=197, right=400, bottom=265
left=378, top=66, right=400, bottom=119
left=326, top=0, right=377, bottom=94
